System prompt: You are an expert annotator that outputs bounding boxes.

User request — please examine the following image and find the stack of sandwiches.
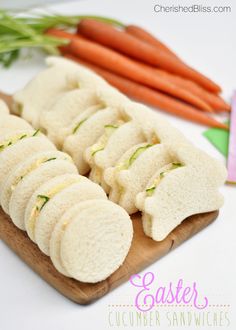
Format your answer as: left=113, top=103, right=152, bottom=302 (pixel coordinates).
left=12, top=56, right=227, bottom=243
left=0, top=103, right=133, bottom=283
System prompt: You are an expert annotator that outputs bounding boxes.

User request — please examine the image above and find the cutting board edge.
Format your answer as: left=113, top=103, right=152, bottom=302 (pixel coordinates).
left=0, top=209, right=219, bottom=305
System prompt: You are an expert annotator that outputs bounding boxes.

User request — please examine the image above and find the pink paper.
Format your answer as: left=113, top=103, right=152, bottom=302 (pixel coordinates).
left=227, top=91, right=236, bottom=183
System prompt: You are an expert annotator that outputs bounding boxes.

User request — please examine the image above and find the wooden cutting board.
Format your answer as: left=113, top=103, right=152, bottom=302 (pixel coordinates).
left=0, top=208, right=218, bottom=304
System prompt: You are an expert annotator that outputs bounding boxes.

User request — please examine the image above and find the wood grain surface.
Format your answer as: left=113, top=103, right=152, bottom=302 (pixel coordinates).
left=0, top=208, right=219, bottom=304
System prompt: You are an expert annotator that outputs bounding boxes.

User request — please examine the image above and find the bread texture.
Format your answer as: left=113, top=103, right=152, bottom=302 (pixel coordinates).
left=63, top=107, right=121, bottom=174
left=35, top=178, right=107, bottom=255
left=0, top=115, right=32, bottom=136
left=13, top=65, right=75, bottom=127
left=106, top=143, right=172, bottom=214
left=104, top=144, right=140, bottom=202
left=51, top=200, right=133, bottom=282
left=46, top=56, right=107, bottom=87
left=40, top=90, right=100, bottom=148
left=122, top=101, right=189, bottom=145
left=136, top=142, right=227, bottom=241
left=85, top=121, right=146, bottom=190
left=9, top=160, right=77, bottom=230
left=50, top=203, right=82, bottom=276
left=88, top=166, right=111, bottom=193
left=40, top=85, right=127, bottom=149
left=0, top=131, right=56, bottom=188
left=13, top=56, right=108, bottom=128
left=0, top=150, right=72, bottom=214
left=24, top=173, right=83, bottom=241
left=0, top=100, right=10, bottom=115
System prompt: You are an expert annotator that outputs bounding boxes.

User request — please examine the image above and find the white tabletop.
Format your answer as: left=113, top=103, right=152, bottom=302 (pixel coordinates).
left=0, top=1, right=235, bottom=329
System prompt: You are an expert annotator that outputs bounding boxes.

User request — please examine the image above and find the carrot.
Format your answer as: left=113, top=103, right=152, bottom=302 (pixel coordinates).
left=135, top=59, right=229, bottom=111
left=64, top=53, right=228, bottom=130
left=125, top=21, right=230, bottom=114
left=47, top=28, right=212, bottom=112
left=154, top=69, right=230, bottom=112
left=125, top=25, right=179, bottom=60
left=77, top=19, right=221, bottom=93
left=127, top=58, right=228, bottom=112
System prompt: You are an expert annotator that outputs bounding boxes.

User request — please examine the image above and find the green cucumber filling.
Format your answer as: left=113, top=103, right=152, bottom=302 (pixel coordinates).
left=91, top=123, right=121, bottom=156
left=0, top=130, right=40, bottom=153
left=104, top=124, right=119, bottom=129
left=11, top=156, right=61, bottom=192
left=43, top=157, right=57, bottom=162
left=36, top=195, right=50, bottom=211
left=146, top=162, right=183, bottom=196
left=32, top=129, right=40, bottom=136
left=117, top=144, right=154, bottom=171
left=72, top=104, right=106, bottom=134
left=91, top=147, right=104, bottom=156
left=128, top=144, right=153, bottom=167
left=72, top=118, right=88, bottom=134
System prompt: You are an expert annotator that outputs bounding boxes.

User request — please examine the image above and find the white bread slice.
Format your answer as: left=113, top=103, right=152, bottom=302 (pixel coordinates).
left=107, top=143, right=172, bottom=214
left=13, top=65, right=77, bottom=127
left=0, top=150, right=72, bottom=214
left=135, top=143, right=227, bottom=241
left=0, top=131, right=56, bottom=188
left=104, top=143, right=144, bottom=204
left=13, top=56, right=108, bottom=127
left=0, top=129, right=34, bottom=145
left=104, top=142, right=163, bottom=203
left=51, top=200, right=133, bottom=282
left=88, top=166, right=111, bottom=194
left=35, top=178, right=107, bottom=255
left=41, top=84, right=128, bottom=148
left=63, top=107, right=121, bottom=175
left=60, top=200, right=133, bottom=283
left=0, top=115, right=32, bottom=136
left=40, top=90, right=100, bottom=148
left=85, top=121, right=146, bottom=191
left=0, top=100, right=10, bottom=115
left=101, top=100, right=187, bottom=202
left=9, top=160, right=77, bottom=230
left=47, top=58, right=132, bottom=108
left=24, top=174, right=83, bottom=242
left=45, top=56, right=108, bottom=87
left=50, top=199, right=128, bottom=277
left=50, top=204, right=82, bottom=276
left=122, top=101, right=188, bottom=145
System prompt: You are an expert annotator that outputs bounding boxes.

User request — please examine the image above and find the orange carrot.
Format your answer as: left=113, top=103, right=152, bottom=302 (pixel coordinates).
left=125, top=58, right=228, bottom=112
left=64, top=53, right=228, bottom=130
left=125, top=25, right=229, bottom=112
left=47, top=28, right=212, bottom=112
left=77, top=19, right=221, bottom=93
left=154, top=69, right=230, bottom=112
left=125, top=25, right=179, bottom=60
left=134, top=59, right=229, bottom=111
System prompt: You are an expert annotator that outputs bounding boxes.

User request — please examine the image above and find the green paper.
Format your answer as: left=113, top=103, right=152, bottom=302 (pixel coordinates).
left=203, top=125, right=229, bottom=157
